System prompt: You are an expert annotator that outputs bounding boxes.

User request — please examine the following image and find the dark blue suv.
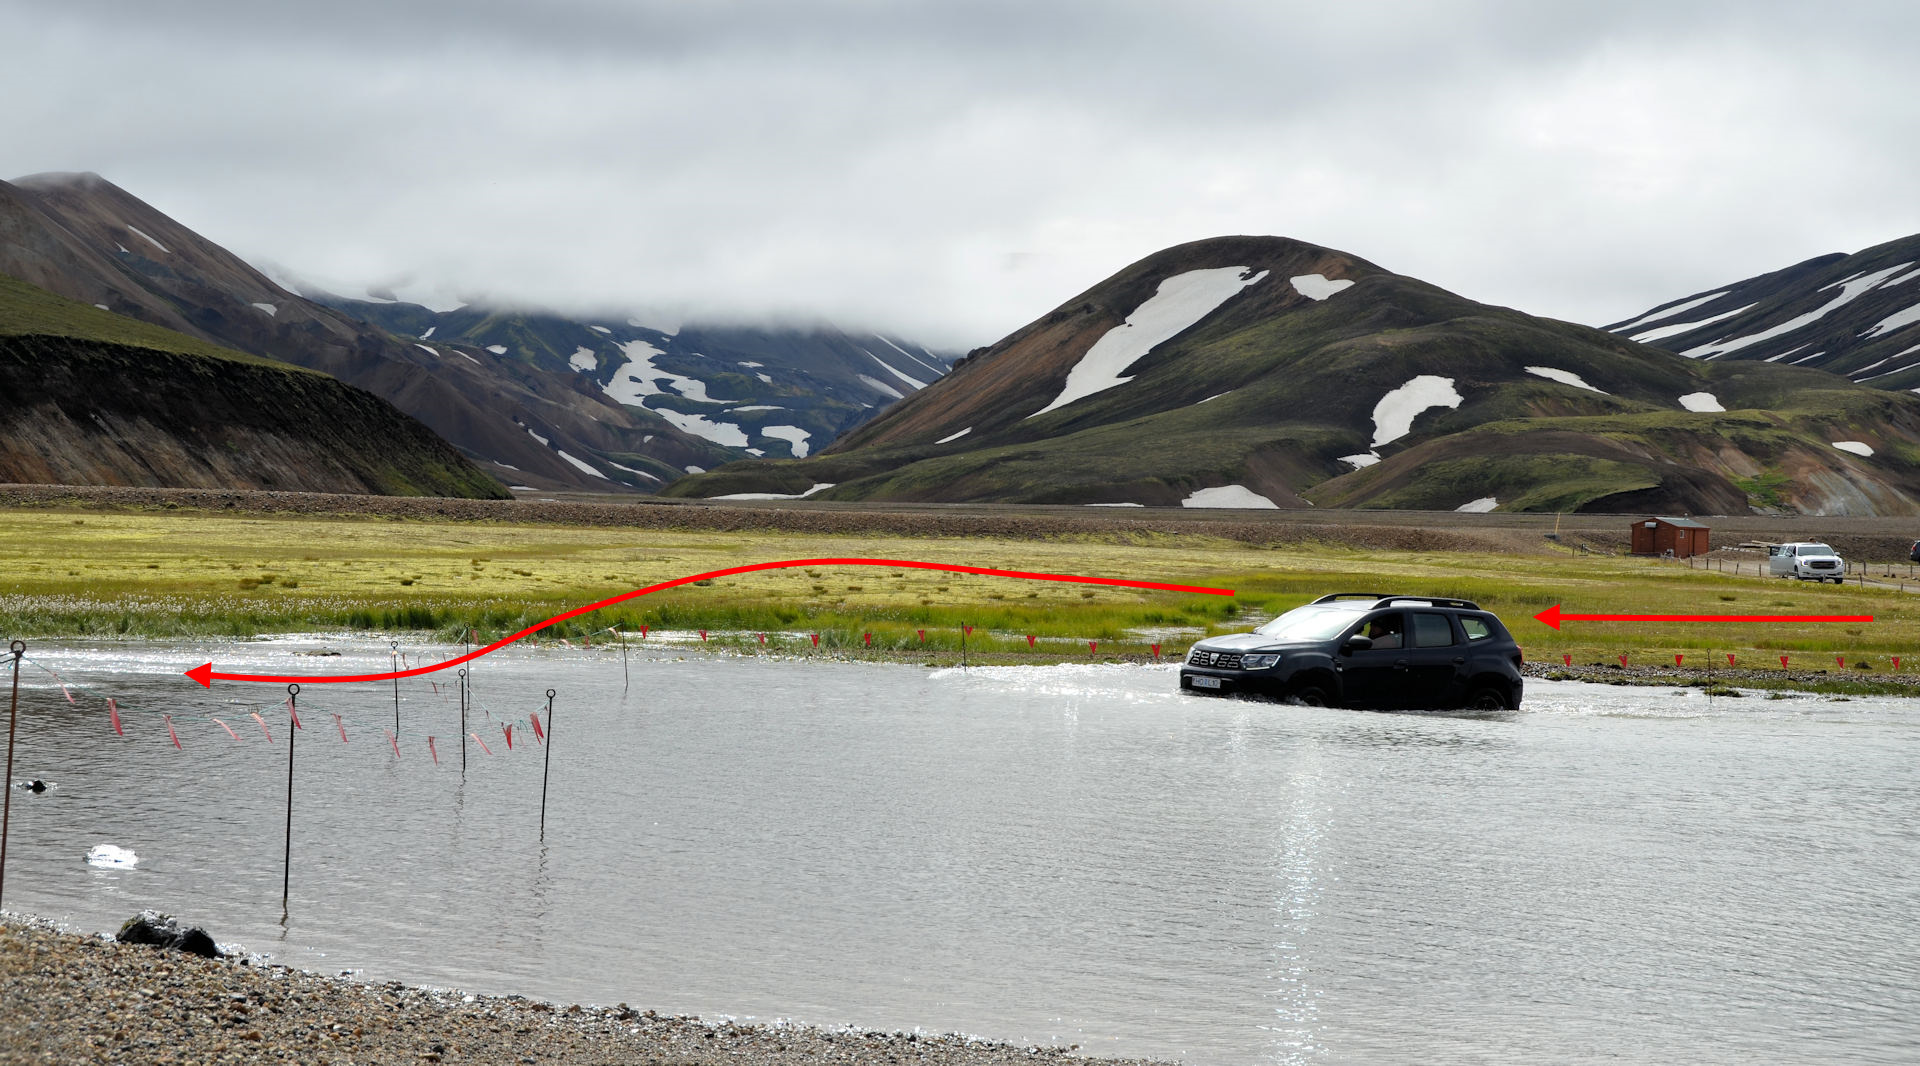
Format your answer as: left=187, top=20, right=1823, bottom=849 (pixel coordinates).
left=1179, top=593, right=1524, bottom=710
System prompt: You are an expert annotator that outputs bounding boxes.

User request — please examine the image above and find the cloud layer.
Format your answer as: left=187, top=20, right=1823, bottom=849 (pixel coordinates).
left=7, top=0, right=1918, bottom=346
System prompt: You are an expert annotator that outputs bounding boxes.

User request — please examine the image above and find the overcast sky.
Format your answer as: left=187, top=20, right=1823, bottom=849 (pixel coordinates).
left=7, top=0, right=1918, bottom=347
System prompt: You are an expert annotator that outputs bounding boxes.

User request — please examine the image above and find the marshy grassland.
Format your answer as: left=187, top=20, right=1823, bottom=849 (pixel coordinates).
left=2, top=497, right=1918, bottom=691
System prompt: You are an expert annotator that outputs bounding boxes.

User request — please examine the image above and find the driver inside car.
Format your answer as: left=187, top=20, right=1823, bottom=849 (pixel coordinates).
left=1363, top=615, right=1403, bottom=650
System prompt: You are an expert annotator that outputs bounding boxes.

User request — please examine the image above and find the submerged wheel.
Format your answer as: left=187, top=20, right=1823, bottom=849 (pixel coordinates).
left=1289, top=685, right=1330, bottom=707
left=1466, top=685, right=1509, bottom=711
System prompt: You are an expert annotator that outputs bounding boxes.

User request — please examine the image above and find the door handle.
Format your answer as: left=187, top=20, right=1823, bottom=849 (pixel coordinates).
left=1394, top=659, right=1409, bottom=670
left=1453, top=657, right=1465, bottom=664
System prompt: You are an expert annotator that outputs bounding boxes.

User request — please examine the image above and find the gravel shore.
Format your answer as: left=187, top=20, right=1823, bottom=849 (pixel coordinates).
left=0, top=915, right=1161, bottom=1066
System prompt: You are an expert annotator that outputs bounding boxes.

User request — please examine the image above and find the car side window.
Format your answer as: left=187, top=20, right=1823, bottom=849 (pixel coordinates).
left=1360, top=612, right=1404, bottom=650
left=1412, top=612, right=1455, bottom=648
left=1460, top=616, right=1493, bottom=642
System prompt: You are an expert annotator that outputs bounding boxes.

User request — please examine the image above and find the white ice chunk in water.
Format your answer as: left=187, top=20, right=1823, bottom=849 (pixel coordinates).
left=1370, top=375, right=1462, bottom=448
left=87, top=844, right=138, bottom=868
left=1182, top=485, right=1279, bottom=509
left=1678, top=392, right=1725, bottom=412
left=1290, top=273, right=1353, bottom=300
left=1833, top=441, right=1874, bottom=457
left=1032, top=266, right=1268, bottom=417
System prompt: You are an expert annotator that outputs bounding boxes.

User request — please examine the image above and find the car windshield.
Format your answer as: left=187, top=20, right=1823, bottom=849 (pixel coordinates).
left=1804, top=544, right=1837, bottom=554
left=1254, top=605, right=1364, bottom=642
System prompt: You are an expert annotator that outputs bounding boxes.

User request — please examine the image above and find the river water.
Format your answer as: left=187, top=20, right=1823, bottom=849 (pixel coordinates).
left=1, top=637, right=1915, bottom=1065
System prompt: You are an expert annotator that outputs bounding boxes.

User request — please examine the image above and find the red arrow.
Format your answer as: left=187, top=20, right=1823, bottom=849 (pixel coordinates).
left=1534, top=604, right=1872, bottom=630
left=185, top=557, right=1234, bottom=686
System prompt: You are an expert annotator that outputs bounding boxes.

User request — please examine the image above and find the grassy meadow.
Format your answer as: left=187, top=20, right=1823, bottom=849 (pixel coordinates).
left=2, top=505, right=1917, bottom=686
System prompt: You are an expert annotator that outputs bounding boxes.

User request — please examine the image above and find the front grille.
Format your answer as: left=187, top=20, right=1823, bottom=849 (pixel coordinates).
left=1808, top=560, right=1838, bottom=570
left=1187, top=649, right=1243, bottom=669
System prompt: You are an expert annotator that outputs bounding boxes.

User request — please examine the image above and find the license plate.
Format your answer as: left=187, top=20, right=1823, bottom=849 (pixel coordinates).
left=1191, top=676, right=1223, bottom=689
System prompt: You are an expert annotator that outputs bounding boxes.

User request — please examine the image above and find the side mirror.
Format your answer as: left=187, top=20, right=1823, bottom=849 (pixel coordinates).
left=1342, top=634, right=1374, bottom=654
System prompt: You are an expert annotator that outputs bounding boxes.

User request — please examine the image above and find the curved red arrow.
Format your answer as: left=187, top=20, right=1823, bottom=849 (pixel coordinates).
left=185, top=557, right=1234, bottom=686
left=1534, top=603, right=1872, bottom=630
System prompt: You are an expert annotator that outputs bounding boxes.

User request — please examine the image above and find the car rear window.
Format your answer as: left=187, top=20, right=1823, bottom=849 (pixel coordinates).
left=1412, top=612, right=1455, bottom=648
left=1461, top=615, right=1495, bottom=642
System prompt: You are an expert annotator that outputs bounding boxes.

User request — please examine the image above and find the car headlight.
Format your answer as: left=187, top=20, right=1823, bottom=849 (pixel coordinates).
left=1240, top=653, right=1281, bottom=670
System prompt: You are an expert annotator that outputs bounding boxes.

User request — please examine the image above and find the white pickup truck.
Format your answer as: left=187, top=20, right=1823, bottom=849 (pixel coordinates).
left=1768, top=542, right=1847, bottom=583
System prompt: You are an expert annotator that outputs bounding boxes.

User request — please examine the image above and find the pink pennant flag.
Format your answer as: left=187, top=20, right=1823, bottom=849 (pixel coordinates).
left=211, top=717, right=239, bottom=742
left=386, top=729, right=400, bottom=758
left=333, top=714, right=348, bottom=743
left=428, top=736, right=439, bottom=765
left=530, top=712, right=544, bottom=741
left=61, top=685, right=74, bottom=704
left=164, top=715, right=181, bottom=749
left=503, top=724, right=514, bottom=750
left=251, top=712, right=272, bottom=743
left=471, top=732, right=493, bottom=756
left=286, top=697, right=302, bottom=730
left=108, top=698, right=124, bottom=736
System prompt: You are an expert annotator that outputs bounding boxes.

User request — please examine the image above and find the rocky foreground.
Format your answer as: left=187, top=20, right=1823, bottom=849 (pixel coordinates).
left=0, top=916, right=1158, bottom=1066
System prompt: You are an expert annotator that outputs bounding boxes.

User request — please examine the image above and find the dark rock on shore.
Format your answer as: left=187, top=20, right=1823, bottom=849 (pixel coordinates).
left=115, top=911, right=221, bottom=959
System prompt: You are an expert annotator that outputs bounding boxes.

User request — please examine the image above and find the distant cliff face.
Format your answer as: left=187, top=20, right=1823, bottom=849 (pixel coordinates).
left=0, top=332, right=510, bottom=497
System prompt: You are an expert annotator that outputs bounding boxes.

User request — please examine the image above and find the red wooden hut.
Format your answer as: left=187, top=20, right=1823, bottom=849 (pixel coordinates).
left=1631, top=516, right=1710, bottom=558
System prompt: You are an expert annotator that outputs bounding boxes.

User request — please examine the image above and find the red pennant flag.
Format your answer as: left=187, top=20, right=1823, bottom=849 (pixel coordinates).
left=641, top=625, right=649, bottom=638
left=108, top=698, right=124, bottom=736
left=1674, top=654, right=1683, bottom=667
left=61, top=685, right=74, bottom=704
left=164, top=715, right=180, bottom=749
left=1152, top=644, right=1161, bottom=658
left=1895, top=656, right=1903, bottom=670
left=333, top=714, right=347, bottom=743
left=964, top=625, right=974, bottom=636
left=387, top=729, right=401, bottom=759
left=471, top=732, right=493, bottom=756
left=1727, top=653, right=1735, bottom=666
left=700, top=630, right=708, bottom=641
left=287, top=697, right=302, bottom=729
left=1026, top=634, right=1036, bottom=648
left=810, top=634, right=820, bottom=647
left=759, top=633, right=767, bottom=644
left=1837, top=655, right=1846, bottom=668
left=212, top=717, right=238, bottom=742
left=503, top=724, right=514, bottom=750
left=1563, top=653, right=1572, bottom=666
left=531, top=712, right=545, bottom=741
left=251, top=712, right=272, bottom=743
left=864, top=632, right=873, bottom=646
left=917, top=629, right=925, bottom=642
left=1618, top=654, right=1628, bottom=667
left=428, top=736, right=439, bottom=765
left=1089, top=641, right=1098, bottom=654
left=1780, top=655, right=1790, bottom=668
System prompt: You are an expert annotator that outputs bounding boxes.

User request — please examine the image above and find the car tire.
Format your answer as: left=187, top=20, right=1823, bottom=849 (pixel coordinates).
left=1288, top=685, right=1330, bottom=707
left=1465, top=685, right=1509, bottom=711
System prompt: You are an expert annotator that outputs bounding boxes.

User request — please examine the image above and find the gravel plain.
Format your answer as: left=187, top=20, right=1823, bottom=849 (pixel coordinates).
left=0, top=916, right=1155, bottom=1066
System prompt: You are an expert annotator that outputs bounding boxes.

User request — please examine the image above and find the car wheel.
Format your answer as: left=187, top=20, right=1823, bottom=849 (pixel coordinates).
left=1466, top=685, right=1509, bottom=711
left=1289, top=685, right=1330, bottom=707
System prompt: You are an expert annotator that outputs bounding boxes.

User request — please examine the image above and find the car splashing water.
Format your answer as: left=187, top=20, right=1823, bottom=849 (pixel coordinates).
left=4, top=639, right=1919, bottom=1065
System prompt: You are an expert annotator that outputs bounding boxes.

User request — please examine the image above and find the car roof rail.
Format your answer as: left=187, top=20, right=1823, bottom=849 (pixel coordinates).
left=1380, top=597, right=1482, bottom=610
left=1310, top=592, right=1393, bottom=604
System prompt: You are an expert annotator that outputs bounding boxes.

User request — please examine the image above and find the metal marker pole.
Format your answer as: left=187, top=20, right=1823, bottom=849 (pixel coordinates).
left=282, top=682, right=299, bottom=912
left=391, top=641, right=400, bottom=735
left=458, top=668, right=468, bottom=773
left=539, top=689, right=556, bottom=840
left=620, top=630, right=629, bottom=691
left=1, top=641, right=24, bottom=910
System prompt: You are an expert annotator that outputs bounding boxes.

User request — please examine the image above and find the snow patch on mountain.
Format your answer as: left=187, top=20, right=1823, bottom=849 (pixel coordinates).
left=486, top=344, right=508, bottom=355
left=1371, top=375, right=1462, bottom=447
left=590, top=325, right=612, bottom=334
left=1031, top=266, right=1268, bottom=417
left=1524, top=366, right=1606, bottom=393
left=1683, top=265, right=1912, bottom=357
left=1609, top=290, right=1729, bottom=333
left=124, top=225, right=169, bottom=254
left=1339, top=453, right=1381, bottom=469
left=879, top=335, right=946, bottom=377
left=760, top=425, right=811, bottom=458
left=864, top=349, right=929, bottom=390
left=935, top=427, right=972, bottom=444
left=1862, top=301, right=1920, bottom=339
left=857, top=374, right=905, bottom=401
left=1455, top=497, right=1498, bottom=513
left=729, top=405, right=784, bottom=412
left=605, top=460, right=661, bottom=483
left=1290, top=273, right=1353, bottom=300
left=419, top=326, right=435, bottom=339
left=1678, top=392, right=1725, bottom=412
left=1182, top=485, right=1278, bottom=509
left=251, top=302, right=276, bottom=316
left=415, top=344, right=438, bottom=357
left=556, top=450, right=608, bottom=479
left=712, top=482, right=837, bottom=501
left=526, top=427, right=549, bottom=446
left=1833, top=441, right=1874, bottom=457
left=1629, top=303, right=1755, bottom=345
left=570, top=347, right=597, bottom=372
